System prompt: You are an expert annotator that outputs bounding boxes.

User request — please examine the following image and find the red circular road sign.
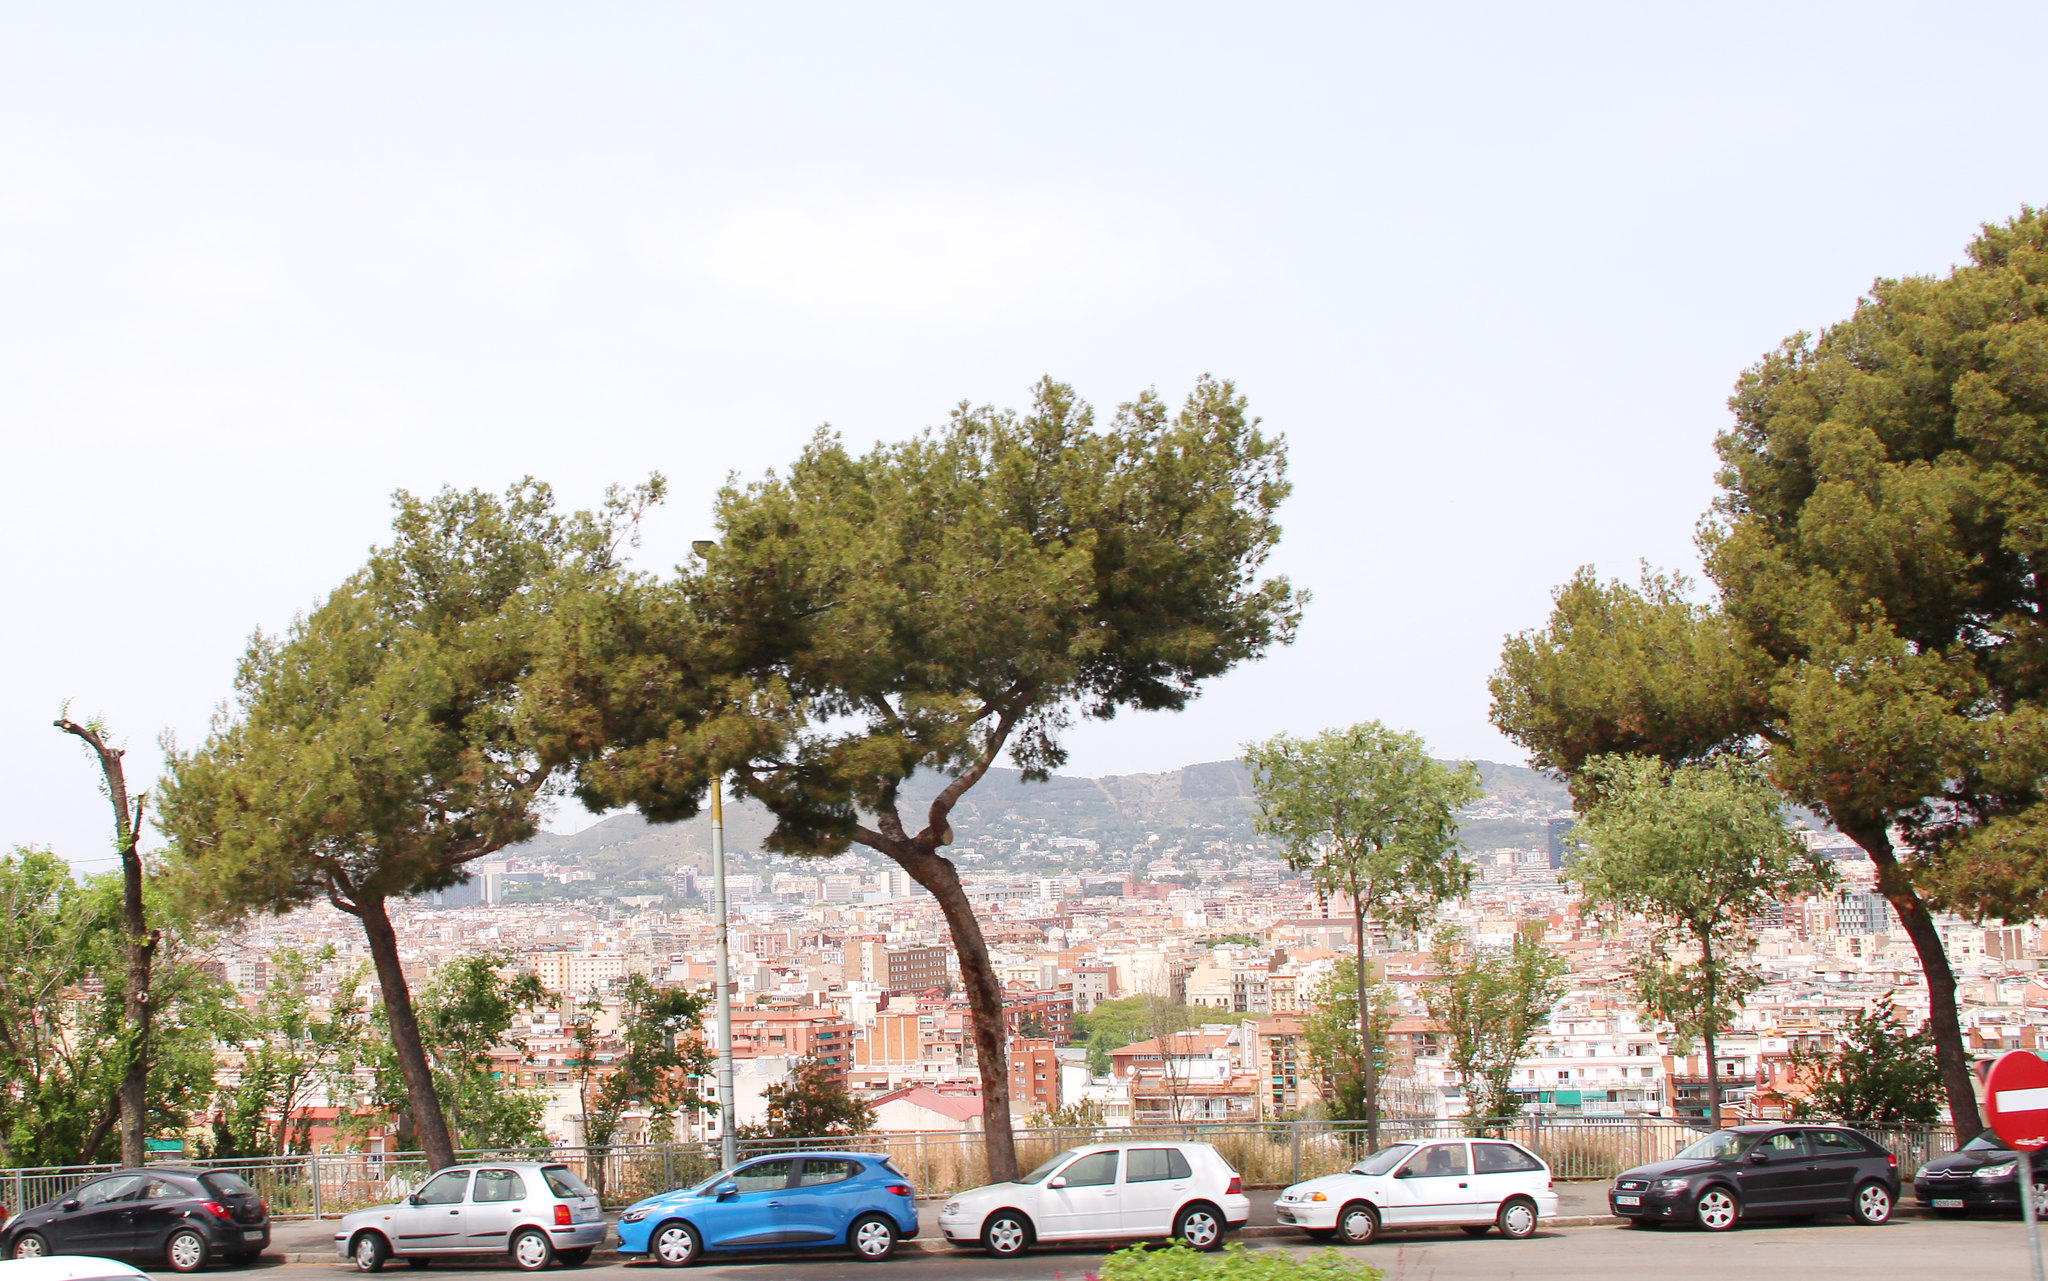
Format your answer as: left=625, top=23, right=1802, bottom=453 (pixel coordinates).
left=1987, top=1050, right=2048, bottom=1153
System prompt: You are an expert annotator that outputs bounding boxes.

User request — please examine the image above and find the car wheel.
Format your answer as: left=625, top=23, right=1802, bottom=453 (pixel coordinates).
left=1497, top=1197, right=1538, bottom=1240
left=353, top=1232, right=391, bottom=1273
left=982, top=1211, right=1032, bottom=1257
left=1851, top=1181, right=1892, bottom=1225
left=849, top=1214, right=897, bottom=1262
left=11, top=1234, right=51, bottom=1261
left=1694, top=1186, right=1740, bottom=1232
left=652, top=1220, right=700, bottom=1268
left=1461, top=1225, right=1491, bottom=1237
left=1336, top=1201, right=1380, bottom=1246
left=165, top=1228, right=210, bottom=1274
left=2032, top=1180, right=2048, bottom=1219
left=510, top=1228, right=556, bottom=1272
left=557, top=1248, right=592, bottom=1268
left=1174, top=1203, right=1224, bottom=1252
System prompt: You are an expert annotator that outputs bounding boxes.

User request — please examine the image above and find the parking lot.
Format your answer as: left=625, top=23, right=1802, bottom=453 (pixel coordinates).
left=227, top=1216, right=2032, bottom=1281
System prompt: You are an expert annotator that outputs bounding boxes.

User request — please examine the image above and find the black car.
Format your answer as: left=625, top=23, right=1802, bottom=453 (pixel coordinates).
left=3, top=1168, right=271, bottom=1272
left=1916, top=1130, right=2044, bottom=1217
left=1607, top=1123, right=1899, bottom=1231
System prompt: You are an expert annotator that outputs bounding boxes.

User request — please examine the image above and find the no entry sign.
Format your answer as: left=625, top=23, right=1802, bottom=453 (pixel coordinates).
left=1988, top=1050, right=2048, bottom=1153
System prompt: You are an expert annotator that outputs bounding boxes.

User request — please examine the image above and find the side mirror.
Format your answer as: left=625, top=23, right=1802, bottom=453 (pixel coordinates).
left=407, top=1194, right=424, bottom=1206
left=1048, top=1176, right=1068, bottom=1190
left=1747, top=1149, right=1769, bottom=1164
left=1394, top=1167, right=1415, bottom=1179
left=62, top=1200, right=80, bottom=1212
left=714, top=1182, right=738, bottom=1199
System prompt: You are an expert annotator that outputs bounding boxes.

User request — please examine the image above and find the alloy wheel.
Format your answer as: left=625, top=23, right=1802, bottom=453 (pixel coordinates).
left=167, top=1230, right=208, bottom=1273
left=854, top=1219, right=894, bottom=1258
left=13, top=1235, right=48, bottom=1260
left=1855, top=1183, right=1892, bottom=1224
left=1178, top=1209, right=1221, bottom=1249
left=985, top=1216, right=1028, bottom=1256
left=2034, top=1181, right=2048, bottom=1217
left=1696, top=1188, right=1738, bottom=1231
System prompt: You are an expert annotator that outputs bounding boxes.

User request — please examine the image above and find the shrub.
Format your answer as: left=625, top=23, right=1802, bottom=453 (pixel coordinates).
left=1099, top=1243, right=1385, bottom=1281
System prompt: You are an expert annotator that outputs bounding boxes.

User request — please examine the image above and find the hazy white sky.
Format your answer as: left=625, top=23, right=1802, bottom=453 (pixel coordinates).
left=7, top=3, right=2046, bottom=867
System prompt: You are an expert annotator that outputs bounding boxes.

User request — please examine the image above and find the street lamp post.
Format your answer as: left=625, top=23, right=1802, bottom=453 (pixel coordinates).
left=711, top=773, right=737, bottom=1173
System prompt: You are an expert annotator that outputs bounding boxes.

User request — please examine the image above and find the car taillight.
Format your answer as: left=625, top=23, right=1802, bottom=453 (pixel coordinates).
left=554, top=1205, right=573, bottom=1226
left=201, top=1201, right=235, bottom=1221
left=886, top=1184, right=912, bottom=1197
left=258, top=1200, right=269, bottom=1217
left=1887, top=1154, right=1898, bottom=1171
left=1225, top=1176, right=1242, bottom=1195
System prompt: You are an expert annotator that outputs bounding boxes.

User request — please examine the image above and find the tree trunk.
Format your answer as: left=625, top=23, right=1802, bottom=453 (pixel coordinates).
left=1837, top=818, right=1983, bottom=1138
left=1701, top=932, right=1721, bottom=1131
left=1355, top=904, right=1377, bottom=1149
left=356, top=896, right=458, bottom=1170
left=56, top=719, right=156, bottom=1169
left=894, top=852, right=1018, bottom=1183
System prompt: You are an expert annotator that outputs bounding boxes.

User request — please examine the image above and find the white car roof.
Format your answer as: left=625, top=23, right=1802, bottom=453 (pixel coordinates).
left=0, top=1259, right=151, bottom=1281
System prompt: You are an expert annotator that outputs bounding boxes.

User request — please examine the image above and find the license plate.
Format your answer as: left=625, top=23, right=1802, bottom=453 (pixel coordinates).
left=1614, top=1195, right=1641, bottom=1206
left=242, top=1231, right=264, bottom=1241
left=1931, top=1199, right=1965, bottom=1209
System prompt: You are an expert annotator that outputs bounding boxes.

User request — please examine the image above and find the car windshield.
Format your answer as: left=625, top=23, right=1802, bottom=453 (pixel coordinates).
left=1961, top=1132, right=2012, bottom=1154
left=1020, top=1150, right=1081, bottom=1184
left=1351, top=1144, right=1417, bottom=1176
left=542, top=1166, right=596, bottom=1200
left=1674, top=1131, right=1759, bottom=1161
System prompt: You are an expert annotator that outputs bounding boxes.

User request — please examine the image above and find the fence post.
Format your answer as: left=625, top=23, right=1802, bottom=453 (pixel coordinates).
left=1289, top=1122, right=1301, bottom=1184
left=311, top=1153, right=323, bottom=1219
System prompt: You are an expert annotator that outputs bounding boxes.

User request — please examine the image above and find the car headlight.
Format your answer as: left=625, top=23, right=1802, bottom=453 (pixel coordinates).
left=942, top=1201, right=961, bottom=1215
left=1977, top=1161, right=2019, bottom=1180
left=1657, top=1178, right=1690, bottom=1191
left=621, top=1209, right=650, bottom=1223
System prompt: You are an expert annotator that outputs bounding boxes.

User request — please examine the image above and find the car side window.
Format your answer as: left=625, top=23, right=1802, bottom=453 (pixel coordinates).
left=1406, top=1144, right=1469, bottom=1178
left=731, top=1160, right=795, bottom=1194
left=797, top=1159, right=860, bottom=1186
left=1810, top=1130, right=1860, bottom=1155
left=474, top=1170, right=526, bottom=1203
left=415, top=1171, right=471, bottom=1206
left=74, top=1175, right=146, bottom=1208
left=1060, top=1152, right=1120, bottom=1187
left=1763, top=1133, right=1807, bottom=1159
left=144, top=1179, right=189, bottom=1200
left=1473, top=1143, right=1542, bottom=1174
left=1125, top=1149, right=1192, bottom=1182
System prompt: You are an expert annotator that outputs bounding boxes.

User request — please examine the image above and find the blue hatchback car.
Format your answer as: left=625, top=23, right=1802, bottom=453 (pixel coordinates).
left=616, top=1152, right=918, bottom=1266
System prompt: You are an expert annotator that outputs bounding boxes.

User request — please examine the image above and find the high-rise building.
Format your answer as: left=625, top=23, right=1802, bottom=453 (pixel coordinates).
left=1547, top=817, right=1578, bottom=869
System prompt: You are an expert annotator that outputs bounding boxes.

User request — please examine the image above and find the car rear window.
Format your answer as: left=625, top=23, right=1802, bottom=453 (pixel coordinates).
left=201, top=1172, right=257, bottom=1198
left=1127, top=1148, right=1193, bottom=1182
left=1473, top=1142, right=1544, bottom=1174
left=542, top=1166, right=596, bottom=1199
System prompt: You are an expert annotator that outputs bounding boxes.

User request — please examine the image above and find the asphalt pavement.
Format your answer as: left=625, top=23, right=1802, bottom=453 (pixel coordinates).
left=231, top=1216, right=2031, bottom=1281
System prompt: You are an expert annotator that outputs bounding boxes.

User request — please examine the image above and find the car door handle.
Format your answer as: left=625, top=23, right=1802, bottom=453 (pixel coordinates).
left=1457, top=1183, right=1468, bottom=1189
left=766, top=1201, right=783, bottom=1207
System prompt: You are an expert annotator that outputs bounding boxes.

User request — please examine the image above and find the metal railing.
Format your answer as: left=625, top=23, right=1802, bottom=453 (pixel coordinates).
left=0, top=1117, right=1959, bottom=1218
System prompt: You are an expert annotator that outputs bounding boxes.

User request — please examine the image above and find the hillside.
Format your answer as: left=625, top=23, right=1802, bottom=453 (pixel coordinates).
left=496, top=757, right=1571, bottom=899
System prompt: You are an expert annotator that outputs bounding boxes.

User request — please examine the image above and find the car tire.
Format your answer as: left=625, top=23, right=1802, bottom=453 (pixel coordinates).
left=1336, top=1201, right=1380, bottom=1246
left=981, top=1211, right=1032, bottom=1257
left=1850, top=1181, right=1893, bottom=1226
left=165, top=1228, right=210, bottom=1274
left=557, top=1248, right=592, bottom=1268
left=1497, top=1197, right=1538, bottom=1240
left=509, top=1228, right=556, bottom=1272
left=1694, top=1186, right=1740, bottom=1232
left=1174, top=1203, right=1225, bottom=1252
left=353, top=1232, right=392, bottom=1272
left=11, top=1234, right=51, bottom=1261
left=652, top=1220, right=700, bottom=1268
left=849, top=1214, right=897, bottom=1262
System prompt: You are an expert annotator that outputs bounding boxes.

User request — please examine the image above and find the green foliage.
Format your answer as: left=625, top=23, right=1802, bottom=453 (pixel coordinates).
left=1424, top=926, right=1566, bottom=1122
left=1300, top=959, right=1397, bottom=1123
left=1570, top=755, right=1833, bottom=1119
left=569, top=975, right=714, bottom=1152
left=1071, top=996, right=1202, bottom=1076
left=1788, top=1001, right=1945, bottom=1127
left=738, top=1056, right=873, bottom=1139
left=1244, top=723, right=1481, bottom=936
left=1204, top=933, right=1260, bottom=948
left=336, top=955, right=552, bottom=1152
left=204, top=949, right=352, bottom=1157
left=1099, top=1241, right=1383, bottom=1281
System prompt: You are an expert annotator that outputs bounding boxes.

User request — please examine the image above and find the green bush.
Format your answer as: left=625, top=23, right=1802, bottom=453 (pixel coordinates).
left=1099, top=1243, right=1385, bottom=1281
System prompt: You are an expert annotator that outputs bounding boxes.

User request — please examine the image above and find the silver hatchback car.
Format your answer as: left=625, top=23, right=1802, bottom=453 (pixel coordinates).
left=334, top=1163, right=606, bottom=1272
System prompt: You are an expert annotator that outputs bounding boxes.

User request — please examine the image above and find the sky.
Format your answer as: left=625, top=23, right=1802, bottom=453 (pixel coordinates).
left=5, top=3, right=2047, bottom=868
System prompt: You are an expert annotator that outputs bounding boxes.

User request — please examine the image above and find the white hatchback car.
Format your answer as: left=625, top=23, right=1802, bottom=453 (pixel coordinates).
left=939, top=1142, right=1251, bottom=1256
left=1276, top=1137, right=1558, bottom=1244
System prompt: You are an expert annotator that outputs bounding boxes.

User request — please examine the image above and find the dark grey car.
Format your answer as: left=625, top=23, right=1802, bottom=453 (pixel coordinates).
left=1608, top=1124, right=1899, bottom=1231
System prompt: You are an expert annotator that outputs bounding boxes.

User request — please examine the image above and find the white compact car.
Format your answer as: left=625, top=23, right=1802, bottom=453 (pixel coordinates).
left=333, top=1163, right=607, bottom=1272
left=939, top=1142, right=1251, bottom=1256
left=1276, top=1137, right=1558, bottom=1244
